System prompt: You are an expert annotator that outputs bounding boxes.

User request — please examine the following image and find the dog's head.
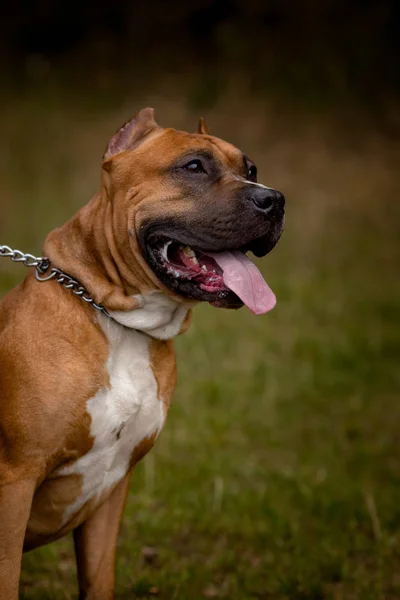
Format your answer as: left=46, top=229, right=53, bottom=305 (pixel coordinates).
left=102, top=108, right=285, bottom=314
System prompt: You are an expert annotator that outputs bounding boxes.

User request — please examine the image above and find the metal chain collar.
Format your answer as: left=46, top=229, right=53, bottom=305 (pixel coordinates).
left=0, top=244, right=110, bottom=316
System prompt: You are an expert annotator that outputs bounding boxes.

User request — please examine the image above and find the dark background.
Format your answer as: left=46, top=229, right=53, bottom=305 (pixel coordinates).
left=1, top=0, right=399, bottom=121
left=1, top=2, right=399, bottom=599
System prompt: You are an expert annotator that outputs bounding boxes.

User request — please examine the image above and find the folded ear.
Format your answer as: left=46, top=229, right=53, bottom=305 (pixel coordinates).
left=197, top=117, right=210, bottom=135
left=103, top=107, right=159, bottom=161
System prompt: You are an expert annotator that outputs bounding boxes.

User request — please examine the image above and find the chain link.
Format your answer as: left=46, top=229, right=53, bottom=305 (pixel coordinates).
left=0, top=244, right=50, bottom=272
left=0, top=244, right=109, bottom=316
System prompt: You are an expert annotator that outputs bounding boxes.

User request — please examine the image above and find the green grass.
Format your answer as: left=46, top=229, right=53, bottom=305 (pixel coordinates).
left=0, top=91, right=399, bottom=599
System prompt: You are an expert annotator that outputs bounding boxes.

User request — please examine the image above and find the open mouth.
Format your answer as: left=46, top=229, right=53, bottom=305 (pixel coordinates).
left=160, top=242, right=226, bottom=293
left=148, top=238, right=276, bottom=315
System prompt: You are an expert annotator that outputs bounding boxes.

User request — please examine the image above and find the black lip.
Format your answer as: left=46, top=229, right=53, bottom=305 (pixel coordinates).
left=137, top=211, right=284, bottom=306
left=143, top=235, right=243, bottom=307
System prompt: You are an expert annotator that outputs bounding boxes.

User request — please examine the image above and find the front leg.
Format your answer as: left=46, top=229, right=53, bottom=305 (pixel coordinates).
left=73, top=472, right=132, bottom=600
left=0, top=477, right=36, bottom=600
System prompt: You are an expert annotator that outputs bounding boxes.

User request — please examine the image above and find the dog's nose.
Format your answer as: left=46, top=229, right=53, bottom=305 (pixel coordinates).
left=251, top=187, right=285, bottom=211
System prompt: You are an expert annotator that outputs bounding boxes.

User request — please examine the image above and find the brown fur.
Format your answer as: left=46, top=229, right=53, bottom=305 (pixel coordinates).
left=0, top=108, right=275, bottom=599
left=150, top=339, right=177, bottom=416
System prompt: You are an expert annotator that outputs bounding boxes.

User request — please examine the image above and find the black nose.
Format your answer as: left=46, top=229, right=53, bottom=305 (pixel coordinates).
left=251, top=187, right=285, bottom=211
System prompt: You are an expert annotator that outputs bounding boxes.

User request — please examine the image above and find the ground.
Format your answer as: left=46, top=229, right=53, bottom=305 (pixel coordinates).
left=0, top=90, right=399, bottom=599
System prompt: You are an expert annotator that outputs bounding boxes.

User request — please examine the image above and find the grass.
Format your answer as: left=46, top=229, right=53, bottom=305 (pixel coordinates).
left=0, top=87, right=399, bottom=599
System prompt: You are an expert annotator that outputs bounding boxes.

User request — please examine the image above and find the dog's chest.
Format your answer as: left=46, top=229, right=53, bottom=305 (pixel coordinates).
left=59, top=322, right=164, bottom=525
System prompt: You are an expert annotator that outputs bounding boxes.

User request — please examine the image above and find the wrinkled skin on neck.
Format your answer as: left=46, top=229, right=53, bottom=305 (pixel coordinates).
left=43, top=130, right=174, bottom=311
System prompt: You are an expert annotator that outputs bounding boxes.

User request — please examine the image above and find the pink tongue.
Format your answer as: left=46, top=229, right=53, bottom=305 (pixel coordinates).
left=205, top=250, right=276, bottom=315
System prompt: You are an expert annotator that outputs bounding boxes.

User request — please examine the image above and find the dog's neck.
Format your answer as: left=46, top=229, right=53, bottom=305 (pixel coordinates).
left=44, top=193, right=148, bottom=311
left=108, top=291, right=192, bottom=340
left=45, top=193, right=170, bottom=303
left=43, top=193, right=193, bottom=339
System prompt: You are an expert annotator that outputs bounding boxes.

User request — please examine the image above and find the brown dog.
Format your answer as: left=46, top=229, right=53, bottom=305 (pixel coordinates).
left=0, top=109, right=284, bottom=599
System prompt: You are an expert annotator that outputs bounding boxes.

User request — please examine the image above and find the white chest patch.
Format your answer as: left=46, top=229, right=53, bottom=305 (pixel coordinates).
left=59, top=315, right=164, bottom=526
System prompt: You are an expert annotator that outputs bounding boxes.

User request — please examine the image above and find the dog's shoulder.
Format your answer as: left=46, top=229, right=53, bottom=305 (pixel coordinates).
left=0, top=273, right=109, bottom=474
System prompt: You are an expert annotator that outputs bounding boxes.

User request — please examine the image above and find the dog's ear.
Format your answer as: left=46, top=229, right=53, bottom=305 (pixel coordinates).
left=103, top=108, right=159, bottom=161
left=197, top=117, right=210, bottom=135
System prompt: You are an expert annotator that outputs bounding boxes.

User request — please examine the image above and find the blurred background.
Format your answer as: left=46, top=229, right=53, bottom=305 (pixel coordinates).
left=1, top=1, right=399, bottom=598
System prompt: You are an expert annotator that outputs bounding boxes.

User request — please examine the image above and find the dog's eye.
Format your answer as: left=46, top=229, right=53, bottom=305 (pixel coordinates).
left=183, top=160, right=206, bottom=174
left=248, top=165, right=257, bottom=182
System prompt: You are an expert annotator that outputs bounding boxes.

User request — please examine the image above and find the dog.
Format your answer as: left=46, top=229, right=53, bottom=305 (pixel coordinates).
left=0, top=108, right=284, bottom=599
